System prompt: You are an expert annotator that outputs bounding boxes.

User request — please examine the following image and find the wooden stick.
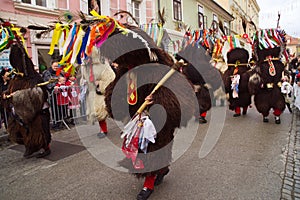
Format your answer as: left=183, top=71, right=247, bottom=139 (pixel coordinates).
left=136, top=60, right=185, bottom=114
left=36, top=78, right=58, bottom=86
left=5, top=79, right=58, bottom=99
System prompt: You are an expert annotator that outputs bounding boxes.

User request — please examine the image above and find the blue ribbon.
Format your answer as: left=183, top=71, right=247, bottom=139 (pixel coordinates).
left=76, top=26, right=90, bottom=64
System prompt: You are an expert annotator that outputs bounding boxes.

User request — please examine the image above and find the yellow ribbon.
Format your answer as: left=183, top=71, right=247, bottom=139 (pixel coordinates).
left=90, top=10, right=109, bottom=21
left=49, top=23, right=62, bottom=55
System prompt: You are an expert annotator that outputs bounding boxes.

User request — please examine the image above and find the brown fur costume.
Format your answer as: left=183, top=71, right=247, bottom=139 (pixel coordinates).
left=103, top=25, right=196, bottom=177
left=4, top=43, right=50, bottom=157
left=249, top=46, right=285, bottom=118
left=175, top=44, right=225, bottom=117
left=223, top=48, right=252, bottom=112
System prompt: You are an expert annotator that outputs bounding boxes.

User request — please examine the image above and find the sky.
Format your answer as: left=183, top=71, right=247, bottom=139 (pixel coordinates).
left=256, top=0, right=300, bottom=38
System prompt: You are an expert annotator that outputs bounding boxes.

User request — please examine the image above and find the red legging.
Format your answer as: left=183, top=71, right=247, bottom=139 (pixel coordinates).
left=235, top=106, right=248, bottom=114
left=235, top=107, right=241, bottom=114
left=273, top=108, right=281, bottom=116
left=99, top=120, right=107, bottom=133
left=200, top=112, right=207, bottom=117
left=143, top=175, right=156, bottom=190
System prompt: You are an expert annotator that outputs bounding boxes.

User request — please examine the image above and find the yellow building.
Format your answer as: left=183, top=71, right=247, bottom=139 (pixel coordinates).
left=215, top=0, right=260, bottom=36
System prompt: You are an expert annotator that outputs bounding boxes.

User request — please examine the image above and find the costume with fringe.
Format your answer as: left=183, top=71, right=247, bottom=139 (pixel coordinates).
left=103, top=24, right=195, bottom=177
left=223, top=48, right=252, bottom=115
left=175, top=44, right=224, bottom=122
left=248, top=29, right=286, bottom=122
left=4, top=43, right=51, bottom=157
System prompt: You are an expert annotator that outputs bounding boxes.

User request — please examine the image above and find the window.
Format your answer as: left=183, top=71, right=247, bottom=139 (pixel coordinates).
left=22, top=0, right=31, bottom=3
left=173, top=0, right=182, bottom=21
left=36, top=0, right=46, bottom=6
left=198, top=5, right=204, bottom=29
left=88, top=0, right=101, bottom=14
left=131, top=0, right=140, bottom=24
left=21, top=0, right=55, bottom=8
left=212, top=14, right=218, bottom=30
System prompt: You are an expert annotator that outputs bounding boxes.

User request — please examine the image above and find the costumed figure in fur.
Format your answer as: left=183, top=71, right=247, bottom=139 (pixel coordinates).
left=175, top=43, right=224, bottom=123
left=220, top=17, right=256, bottom=116
left=93, top=18, right=196, bottom=200
left=42, top=11, right=195, bottom=199
left=223, top=47, right=252, bottom=117
left=210, top=54, right=227, bottom=107
left=248, top=29, right=287, bottom=124
left=81, top=47, right=116, bottom=138
left=3, top=43, right=52, bottom=158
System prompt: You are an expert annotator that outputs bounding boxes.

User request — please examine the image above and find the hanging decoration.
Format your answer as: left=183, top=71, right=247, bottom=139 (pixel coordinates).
left=0, top=20, right=27, bottom=54
left=252, top=28, right=288, bottom=61
left=38, top=10, right=129, bottom=76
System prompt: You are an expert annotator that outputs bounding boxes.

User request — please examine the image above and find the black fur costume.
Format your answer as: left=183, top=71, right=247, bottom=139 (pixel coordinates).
left=249, top=46, right=285, bottom=119
left=223, top=48, right=252, bottom=113
left=176, top=44, right=224, bottom=118
left=103, top=25, right=196, bottom=177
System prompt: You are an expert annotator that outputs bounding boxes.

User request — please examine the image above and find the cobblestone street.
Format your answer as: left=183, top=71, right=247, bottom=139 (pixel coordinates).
left=0, top=107, right=292, bottom=199
left=282, top=108, right=300, bottom=200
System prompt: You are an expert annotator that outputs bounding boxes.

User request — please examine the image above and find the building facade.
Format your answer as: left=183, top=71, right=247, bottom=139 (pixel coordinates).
left=157, top=0, right=234, bottom=39
left=223, top=0, right=260, bottom=36
left=1, top=0, right=255, bottom=71
left=0, top=0, right=156, bottom=71
left=1, top=0, right=80, bottom=71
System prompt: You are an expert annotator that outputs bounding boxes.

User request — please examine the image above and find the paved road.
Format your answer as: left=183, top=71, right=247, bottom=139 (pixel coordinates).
left=0, top=106, right=292, bottom=200
left=281, top=108, right=300, bottom=200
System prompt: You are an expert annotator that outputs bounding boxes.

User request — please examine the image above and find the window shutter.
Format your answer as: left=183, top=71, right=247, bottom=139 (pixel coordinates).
left=80, top=0, right=88, bottom=14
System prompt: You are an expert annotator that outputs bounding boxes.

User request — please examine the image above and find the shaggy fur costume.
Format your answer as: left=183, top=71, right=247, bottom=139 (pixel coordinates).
left=82, top=48, right=115, bottom=123
left=4, top=43, right=50, bottom=156
left=175, top=44, right=225, bottom=116
left=223, top=48, right=252, bottom=111
left=103, top=25, right=196, bottom=177
left=249, top=47, right=285, bottom=117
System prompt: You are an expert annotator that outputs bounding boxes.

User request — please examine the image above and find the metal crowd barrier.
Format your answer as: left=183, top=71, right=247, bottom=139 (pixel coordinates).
left=49, top=85, right=87, bottom=130
left=0, top=85, right=87, bottom=135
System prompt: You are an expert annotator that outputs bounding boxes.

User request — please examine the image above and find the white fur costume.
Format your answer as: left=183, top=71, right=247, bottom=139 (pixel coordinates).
left=81, top=48, right=115, bottom=123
